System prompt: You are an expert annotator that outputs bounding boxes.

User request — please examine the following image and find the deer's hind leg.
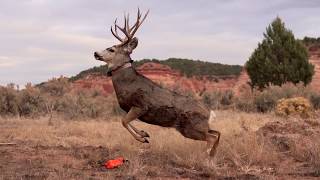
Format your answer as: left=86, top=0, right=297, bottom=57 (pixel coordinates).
left=206, top=130, right=221, bottom=157
left=122, top=107, right=149, bottom=143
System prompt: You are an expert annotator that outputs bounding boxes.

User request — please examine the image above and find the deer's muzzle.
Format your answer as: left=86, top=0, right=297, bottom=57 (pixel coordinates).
left=94, top=52, right=103, bottom=61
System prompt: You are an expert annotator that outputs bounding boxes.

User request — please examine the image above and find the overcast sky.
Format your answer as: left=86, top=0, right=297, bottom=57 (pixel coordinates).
left=0, top=0, right=319, bottom=86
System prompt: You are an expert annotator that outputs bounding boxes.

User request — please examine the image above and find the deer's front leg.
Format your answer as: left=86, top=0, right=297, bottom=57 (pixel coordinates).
left=122, top=107, right=149, bottom=143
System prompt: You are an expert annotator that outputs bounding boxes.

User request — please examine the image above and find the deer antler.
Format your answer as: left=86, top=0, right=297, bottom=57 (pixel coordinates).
left=111, top=8, right=149, bottom=46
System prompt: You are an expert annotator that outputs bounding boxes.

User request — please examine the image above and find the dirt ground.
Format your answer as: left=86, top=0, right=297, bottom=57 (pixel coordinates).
left=0, top=111, right=319, bottom=179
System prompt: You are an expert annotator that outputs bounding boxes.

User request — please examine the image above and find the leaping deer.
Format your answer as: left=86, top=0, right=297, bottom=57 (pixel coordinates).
left=94, top=9, right=220, bottom=156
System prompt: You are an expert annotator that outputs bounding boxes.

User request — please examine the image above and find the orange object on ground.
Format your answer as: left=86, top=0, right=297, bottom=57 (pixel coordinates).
left=104, top=157, right=125, bottom=169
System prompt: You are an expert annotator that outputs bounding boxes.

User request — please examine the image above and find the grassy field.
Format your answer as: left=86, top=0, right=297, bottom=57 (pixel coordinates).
left=0, top=111, right=319, bottom=179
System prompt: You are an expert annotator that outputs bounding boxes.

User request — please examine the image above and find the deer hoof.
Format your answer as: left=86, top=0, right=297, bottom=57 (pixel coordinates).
left=141, top=131, right=150, bottom=138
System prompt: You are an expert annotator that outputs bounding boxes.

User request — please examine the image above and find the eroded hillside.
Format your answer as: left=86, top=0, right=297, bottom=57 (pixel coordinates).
left=72, top=59, right=242, bottom=96
left=71, top=41, right=320, bottom=96
left=307, top=45, right=320, bottom=91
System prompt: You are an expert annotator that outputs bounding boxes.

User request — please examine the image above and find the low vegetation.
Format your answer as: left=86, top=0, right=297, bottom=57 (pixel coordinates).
left=0, top=77, right=122, bottom=119
left=1, top=79, right=319, bottom=119
left=203, top=83, right=320, bottom=113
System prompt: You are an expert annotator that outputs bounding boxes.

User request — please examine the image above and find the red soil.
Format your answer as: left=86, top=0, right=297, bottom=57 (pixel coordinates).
left=72, top=62, right=239, bottom=96
left=308, top=48, right=320, bottom=91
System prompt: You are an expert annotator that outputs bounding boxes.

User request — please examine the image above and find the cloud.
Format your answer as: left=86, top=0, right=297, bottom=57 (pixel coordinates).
left=0, top=0, right=319, bottom=86
left=0, top=56, right=17, bottom=67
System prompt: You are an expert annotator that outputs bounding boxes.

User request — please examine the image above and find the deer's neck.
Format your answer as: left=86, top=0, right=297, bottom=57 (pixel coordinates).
left=111, top=66, right=139, bottom=95
left=109, top=62, right=132, bottom=75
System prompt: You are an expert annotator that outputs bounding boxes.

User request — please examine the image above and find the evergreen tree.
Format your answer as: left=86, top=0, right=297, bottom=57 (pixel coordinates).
left=246, top=17, right=314, bottom=89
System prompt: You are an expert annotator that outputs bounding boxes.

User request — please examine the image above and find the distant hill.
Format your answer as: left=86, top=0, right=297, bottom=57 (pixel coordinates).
left=134, top=58, right=243, bottom=77
left=302, top=36, right=320, bottom=47
left=69, top=65, right=109, bottom=82
left=70, top=58, right=243, bottom=82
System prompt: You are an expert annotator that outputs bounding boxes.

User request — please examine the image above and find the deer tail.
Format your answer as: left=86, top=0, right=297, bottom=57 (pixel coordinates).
left=208, top=110, right=217, bottom=130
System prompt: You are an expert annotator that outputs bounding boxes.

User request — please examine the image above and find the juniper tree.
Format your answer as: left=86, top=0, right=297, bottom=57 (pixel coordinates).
left=246, top=17, right=314, bottom=89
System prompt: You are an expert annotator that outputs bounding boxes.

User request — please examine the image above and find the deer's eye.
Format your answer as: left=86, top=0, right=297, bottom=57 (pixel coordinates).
left=107, top=48, right=115, bottom=52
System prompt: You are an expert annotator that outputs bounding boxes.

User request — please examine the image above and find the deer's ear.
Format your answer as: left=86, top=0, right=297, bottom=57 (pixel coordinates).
left=124, top=37, right=138, bottom=54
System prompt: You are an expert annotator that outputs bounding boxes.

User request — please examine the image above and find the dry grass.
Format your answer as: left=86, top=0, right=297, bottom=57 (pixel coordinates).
left=0, top=111, right=319, bottom=179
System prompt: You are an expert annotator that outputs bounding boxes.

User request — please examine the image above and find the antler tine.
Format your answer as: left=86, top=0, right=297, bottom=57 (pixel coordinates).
left=138, top=8, right=141, bottom=19
left=111, top=19, right=124, bottom=42
left=140, top=10, right=149, bottom=26
left=126, top=13, right=130, bottom=33
left=130, top=9, right=149, bottom=37
left=115, top=24, right=130, bottom=40
left=123, top=13, right=127, bottom=33
left=111, top=26, right=123, bottom=42
left=128, top=8, right=141, bottom=33
left=110, top=14, right=132, bottom=45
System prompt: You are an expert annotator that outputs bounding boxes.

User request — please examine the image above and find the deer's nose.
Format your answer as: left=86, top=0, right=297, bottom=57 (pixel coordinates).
left=94, top=52, right=102, bottom=60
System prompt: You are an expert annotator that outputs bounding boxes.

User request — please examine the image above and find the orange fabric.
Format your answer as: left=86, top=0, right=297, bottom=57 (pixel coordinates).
left=104, top=157, right=125, bottom=169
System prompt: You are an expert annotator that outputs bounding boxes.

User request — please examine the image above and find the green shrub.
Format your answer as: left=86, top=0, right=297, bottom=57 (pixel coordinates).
left=38, top=76, right=70, bottom=96
left=0, top=85, right=19, bottom=116
left=254, top=91, right=277, bottom=113
left=54, top=94, right=95, bottom=119
left=18, top=85, right=45, bottom=117
left=220, top=90, right=234, bottom=106
left=202, top=90, right=234, bottom=109
left=235, top=97, right=256, bottom=112
left=53, top=92, right=119, bottom=119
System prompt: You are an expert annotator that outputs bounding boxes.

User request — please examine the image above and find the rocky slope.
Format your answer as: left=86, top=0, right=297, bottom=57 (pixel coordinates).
left=72, top=62, right=240, bottom=96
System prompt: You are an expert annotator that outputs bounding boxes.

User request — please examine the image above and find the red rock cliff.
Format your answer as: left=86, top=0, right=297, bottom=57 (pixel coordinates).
left=72, top=62, right=239, bottom=96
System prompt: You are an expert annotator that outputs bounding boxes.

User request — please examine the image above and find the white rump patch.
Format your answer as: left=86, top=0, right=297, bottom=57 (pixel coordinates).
left=208, top=110, right=217, bottom=129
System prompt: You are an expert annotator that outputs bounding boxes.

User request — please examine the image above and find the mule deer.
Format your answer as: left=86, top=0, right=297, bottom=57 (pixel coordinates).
left=94, top=9, right=221, bottom=156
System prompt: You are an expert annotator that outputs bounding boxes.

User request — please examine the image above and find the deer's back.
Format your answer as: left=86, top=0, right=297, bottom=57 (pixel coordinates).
left=112, top=68, right=210, bottom=128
